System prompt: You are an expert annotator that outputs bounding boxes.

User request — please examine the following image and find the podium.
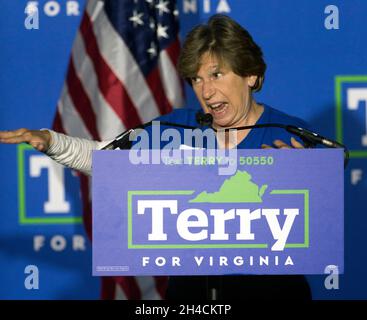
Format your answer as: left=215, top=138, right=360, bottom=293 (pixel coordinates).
left=92, top=148, right=344, bottom=278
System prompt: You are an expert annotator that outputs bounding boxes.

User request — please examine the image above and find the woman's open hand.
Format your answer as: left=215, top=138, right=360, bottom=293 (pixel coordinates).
left=0, top=128, right=51, bottom=152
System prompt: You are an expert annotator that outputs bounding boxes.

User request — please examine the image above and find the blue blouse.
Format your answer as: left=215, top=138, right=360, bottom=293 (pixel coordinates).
left=152, top=104, right=309, bottom=149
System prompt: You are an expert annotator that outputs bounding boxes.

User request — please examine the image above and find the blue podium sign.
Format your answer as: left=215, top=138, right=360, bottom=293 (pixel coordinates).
left=92, top=149, right=344, bottom=276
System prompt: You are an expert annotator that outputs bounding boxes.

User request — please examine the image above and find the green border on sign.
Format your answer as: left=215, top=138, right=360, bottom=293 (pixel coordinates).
left=17, top=143, right=82, bottom=225
left=270, top=190, right=309, bottom=248
left=335, top=75, right=367, bottom=158
left=127, top=189, right=309, bottom=249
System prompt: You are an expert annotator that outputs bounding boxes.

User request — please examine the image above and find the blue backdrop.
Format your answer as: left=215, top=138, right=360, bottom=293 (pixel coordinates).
left=0, top=0, right=366, bottom=299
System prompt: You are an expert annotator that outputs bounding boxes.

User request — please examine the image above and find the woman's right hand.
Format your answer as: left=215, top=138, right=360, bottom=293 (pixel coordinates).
left=0, top=128, right=51, bottom=152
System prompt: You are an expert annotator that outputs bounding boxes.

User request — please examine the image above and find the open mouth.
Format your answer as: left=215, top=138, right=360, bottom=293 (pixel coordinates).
left=208, top=102, right=228, bottom=116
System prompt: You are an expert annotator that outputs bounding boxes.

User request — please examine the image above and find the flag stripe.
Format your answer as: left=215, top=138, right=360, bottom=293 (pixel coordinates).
left=57, top=86, right=93, bottom=140
left=71, top=31, right=126, bottom=140
left=115, top=277, right=142, bottom=300
left=80, top=175, right=93, bottom=239
left=52, top=109, right=66, bottom=134
left=100, top=277, right=118, bottom=300
left=165, top=36, right=180, bottom=67
left=154, top=276, right=169, bottom=299
left=80, top=12, right=143, bottom=128
left=158, top=45, right=185, bottom=107
left=114, top=281, right=128, bottom=300
left=66, top=60, right=101, bottom=140
left=146, top=67, right=173, bottom=115
left=135, top=277, right=162, bottom=300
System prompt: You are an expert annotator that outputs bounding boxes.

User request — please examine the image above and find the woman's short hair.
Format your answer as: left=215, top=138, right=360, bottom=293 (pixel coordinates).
left=178, top=14, right=266, bottom=92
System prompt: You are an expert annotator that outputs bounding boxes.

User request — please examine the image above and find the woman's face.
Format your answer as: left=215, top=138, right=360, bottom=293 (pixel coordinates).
left=191, top=52, right=257, bottom=129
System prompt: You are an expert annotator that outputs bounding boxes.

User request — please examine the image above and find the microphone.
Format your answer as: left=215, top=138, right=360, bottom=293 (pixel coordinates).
left=101, top=128, right=135, bottom=150
left=196, top=112, right=214, bottom=127
left=285, top=125, right=344, bottom=149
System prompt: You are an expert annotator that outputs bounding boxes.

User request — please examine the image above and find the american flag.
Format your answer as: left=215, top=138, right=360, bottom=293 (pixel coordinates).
left=52, top=0, right=184, bottom=299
